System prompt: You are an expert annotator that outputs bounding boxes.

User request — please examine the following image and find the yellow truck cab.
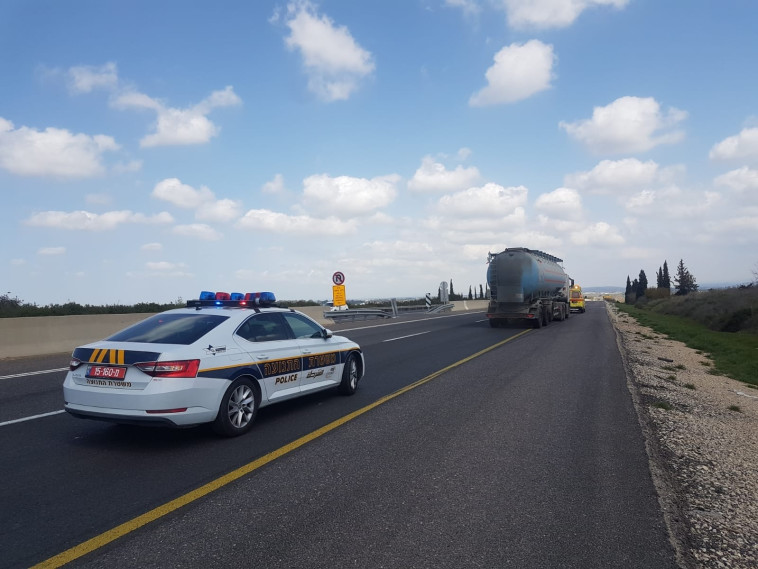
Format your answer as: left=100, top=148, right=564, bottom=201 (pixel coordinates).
left=569, top=284, right=585, bottom=313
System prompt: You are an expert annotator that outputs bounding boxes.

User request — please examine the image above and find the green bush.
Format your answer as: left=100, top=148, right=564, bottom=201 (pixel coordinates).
left=617, top=302, right=758, bottom=386
left=645, top=287, right=671, bottom=300
left=641, top=286, right=758, bottom=334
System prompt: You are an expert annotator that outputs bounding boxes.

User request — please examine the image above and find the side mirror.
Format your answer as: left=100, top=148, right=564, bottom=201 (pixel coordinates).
left=323, top=328, right=333, bottom=339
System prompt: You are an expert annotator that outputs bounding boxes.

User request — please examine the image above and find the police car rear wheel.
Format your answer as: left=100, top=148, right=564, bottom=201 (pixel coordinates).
left=213, top=377, right=259, bottom=437
left=338, top=354, right=359, bottom=395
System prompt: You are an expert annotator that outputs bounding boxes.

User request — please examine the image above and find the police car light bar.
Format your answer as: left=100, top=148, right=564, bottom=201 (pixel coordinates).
left=187, top=291, right=277, bottom=309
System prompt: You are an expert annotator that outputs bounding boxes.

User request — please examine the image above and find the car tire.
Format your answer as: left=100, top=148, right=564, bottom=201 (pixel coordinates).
left=338, top=353, right=360, bottom=395
left=212, top=377, right=259, bottom=437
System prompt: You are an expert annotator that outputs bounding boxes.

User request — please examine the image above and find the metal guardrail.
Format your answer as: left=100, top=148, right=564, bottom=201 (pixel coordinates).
left=323, top=309, right=393, bottom=322
left=323, top=302, right=455, bottom=322
left=427, top=303, right=454, bottom=313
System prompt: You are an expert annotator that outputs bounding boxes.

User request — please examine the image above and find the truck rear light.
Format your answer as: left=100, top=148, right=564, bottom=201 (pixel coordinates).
left=135, top=359, right=200, bottom=378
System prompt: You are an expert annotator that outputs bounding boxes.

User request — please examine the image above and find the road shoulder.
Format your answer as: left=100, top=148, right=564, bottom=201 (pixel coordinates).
left=608, top=302, right=758, bottom=569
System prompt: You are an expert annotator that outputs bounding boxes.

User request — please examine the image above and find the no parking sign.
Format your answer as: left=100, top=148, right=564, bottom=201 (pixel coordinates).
left=332, top=272, right=346, bottom=307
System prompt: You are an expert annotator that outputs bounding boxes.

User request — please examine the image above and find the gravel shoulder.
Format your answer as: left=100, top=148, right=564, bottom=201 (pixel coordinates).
left=607, top=302, right=758, bottom=569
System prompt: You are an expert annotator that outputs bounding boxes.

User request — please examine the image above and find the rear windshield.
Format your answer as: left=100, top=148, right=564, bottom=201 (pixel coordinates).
left=106, top=313, right=228, bottom=345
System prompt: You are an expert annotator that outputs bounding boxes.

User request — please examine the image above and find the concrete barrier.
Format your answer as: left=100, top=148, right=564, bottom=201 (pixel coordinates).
left=0, top=300, right=488, bottom=360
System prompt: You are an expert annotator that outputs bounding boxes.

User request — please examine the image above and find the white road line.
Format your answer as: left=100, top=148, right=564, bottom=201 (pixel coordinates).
left=0, top=367, right=68, bottom=380
left=382, top=331, right=430, bottom=343
left=0, top=409, right=65, bottom=427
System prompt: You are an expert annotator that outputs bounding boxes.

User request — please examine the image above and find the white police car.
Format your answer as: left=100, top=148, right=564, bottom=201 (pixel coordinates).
left=63, top=291, right=365, bottom=436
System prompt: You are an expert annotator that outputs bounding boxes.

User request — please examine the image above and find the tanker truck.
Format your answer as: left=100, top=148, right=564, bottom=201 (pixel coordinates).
left=486, top=247, right=571, bottom=328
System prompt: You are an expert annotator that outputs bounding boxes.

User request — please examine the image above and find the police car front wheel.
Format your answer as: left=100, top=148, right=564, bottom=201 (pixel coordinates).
left=338, top=353, right=360, bottom=395
left=213, top=377, right=259, bottom=437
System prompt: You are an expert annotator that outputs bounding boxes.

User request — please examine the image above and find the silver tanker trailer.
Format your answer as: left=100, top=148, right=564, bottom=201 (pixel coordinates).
left=486, top=247, right=572, bottom=328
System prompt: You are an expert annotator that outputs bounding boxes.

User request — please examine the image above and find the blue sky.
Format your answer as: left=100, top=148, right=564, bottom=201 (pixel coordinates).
left=2, top=0, right=757, bottom=305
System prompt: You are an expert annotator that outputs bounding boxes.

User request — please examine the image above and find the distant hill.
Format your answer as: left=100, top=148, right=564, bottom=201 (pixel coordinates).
left=583, top=286, right=625, bottom=293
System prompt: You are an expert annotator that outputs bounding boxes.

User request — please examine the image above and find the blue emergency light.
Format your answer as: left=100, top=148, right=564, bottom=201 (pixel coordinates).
left=188, top=291, right=277, bottom=309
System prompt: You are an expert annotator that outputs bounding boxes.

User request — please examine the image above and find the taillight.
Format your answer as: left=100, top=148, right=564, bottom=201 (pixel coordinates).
left=69, top=358, right=83, bottom=371
left=134, top=359, right=200, bottom=378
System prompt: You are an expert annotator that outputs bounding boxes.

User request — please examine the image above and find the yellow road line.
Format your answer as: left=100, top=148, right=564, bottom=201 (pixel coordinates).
left=33, top=329, right=530, bottom=569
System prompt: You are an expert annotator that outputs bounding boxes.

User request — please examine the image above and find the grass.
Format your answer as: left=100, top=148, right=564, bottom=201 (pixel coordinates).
left=653, top=401, right=673, bottom=411
left=617, top=303, right=758, bottom=387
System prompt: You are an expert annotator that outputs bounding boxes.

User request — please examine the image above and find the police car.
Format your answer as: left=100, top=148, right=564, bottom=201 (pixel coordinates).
left=63, top=291, right=365, bottom=437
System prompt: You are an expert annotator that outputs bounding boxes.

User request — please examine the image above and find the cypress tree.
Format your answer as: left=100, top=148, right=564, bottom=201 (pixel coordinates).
left=637, top=270, right=648, bottom=298
left=662, top=260, right=671, bottom=289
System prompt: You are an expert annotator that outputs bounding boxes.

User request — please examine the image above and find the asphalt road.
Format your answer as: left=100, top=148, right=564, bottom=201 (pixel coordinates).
left=0, top=304, right=677, bottom=568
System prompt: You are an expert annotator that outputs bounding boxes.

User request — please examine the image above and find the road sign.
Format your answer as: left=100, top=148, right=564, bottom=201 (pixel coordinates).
left=332, top=271, right=345, bottom=286
left=332, top=285, right=346, bottom=307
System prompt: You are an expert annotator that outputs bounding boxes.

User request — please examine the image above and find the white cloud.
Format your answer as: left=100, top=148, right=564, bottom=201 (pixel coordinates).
left=534, top=187, right=582, bottom=220
left=457, top=147, right=473, bottom=161
left=172, top=224, right=222, bottom=241
left=503, top=230, right=562, bottom=251
left=152, top=178, right=215, bottom=208
left=236, top=209, right=357, bottom=236
left=469, top=40, right=555, bottom=106
left=501, top=0, right=629, bottom=29
left=67, top=62, right=118, bottom=94
left=141, top=242, right=163, bottom=251
left=195, top=198, right=243, bottom=223
left=113, top=160, right=142, bottom=174
left=714, top=166, right=758, bottom=193
left=565, top=158, right=683, bottom=194
left=145, top=261, right=185, bottom=271
left=112, top=86, right=241, bottom=147
left=262, top=174, right=286, bottom=194
left=624, top=189, right=656, bottom=210
left=283, top=1, right=375, bottom=101
left=445, top=0, right=481, bottom=16
left=0, top=117, right=119, bottom=178
left=704, top=215, right=758, bottom=236
left=709, top=127, right=758, bottom=162
left=301, top=173, right=399, bottom=216
left=624, top=186, right=721, bottom=218
left=559, top=96, right=687, bottom=154
left=408, top=155, right=481, bottom=193
left=436, top=183, right=528, bottom=217
left=38, top=247, right=66, bottom=256
left=570, top=221, right=624, bottom=246
left=25, top=210, right=174, bottom=230
left=152, top=178, right=241, bottom=222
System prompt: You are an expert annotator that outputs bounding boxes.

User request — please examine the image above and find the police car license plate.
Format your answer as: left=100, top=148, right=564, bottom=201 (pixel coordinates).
left=87, top=365, right=127, bottom=380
